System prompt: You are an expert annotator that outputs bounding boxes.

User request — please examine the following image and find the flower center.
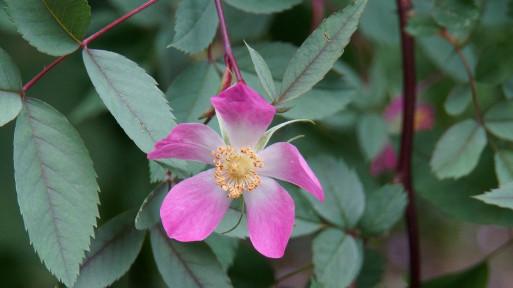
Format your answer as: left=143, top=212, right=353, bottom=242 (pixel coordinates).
left=212, top=146, right=263, bottom=199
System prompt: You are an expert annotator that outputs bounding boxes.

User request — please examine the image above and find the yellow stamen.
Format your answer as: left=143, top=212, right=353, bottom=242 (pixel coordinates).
left=212, top=146, right=263, bottom=199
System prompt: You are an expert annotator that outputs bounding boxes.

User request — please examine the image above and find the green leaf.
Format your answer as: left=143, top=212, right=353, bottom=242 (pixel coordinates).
left=82, top=49, right=189, bottom=176
left=419, top=36, right=476, bottom=82
left=5, top=0, right=91, bottom=56
left=313, top=229, right=363, bottom=288
left=223, top=4, right=271, bottom=41
left=135, top=181, right=171, bottom=230
left=444, top=83, right=471, bottom=116
left=166, top=61, right=220, bottom=123
left=13, top=98, right=99, bottom=286
left=224, top=43, right=355, bottom=120
left=0, top=92, right=22, bottom=127
left=503, top=76, right=513, bottom=99
left=358, top=0, right=399, bottom=45
left=282, top=182, right=324, bottom=238
left=357, top=113, right=388, bottom=160
left=406, top=14, right=440, bottom=37
left=255, top=119, right=314, bottom=152
left=170, top=0, right=218, bottom=54
left=359, top=184, right=407, bottom=236
left=355, top=249, right=386, bottom=288
left=422, top=262, right=488, bottom=288
left=245, top=42, right=276, bottom=101
left=484, top=101, right=513, bottom=141
left=473, top=182, right=513, bottom=211
left=0, top=46, right=22, bottom=91
left=416, top=132, right=513, bottom=226
left=148, top=160, right=167, bottom=183
left=74, top=211, right=146, bottom=288
left=150, top=225, right=232, bottom=288
left=494, top=150, right=513, bottom=185
left=430, top=119, right=487, bottom=179
left=432, top=0, right=479, bottom=30
left=205, top=233, right=239, bottom=272
left=0, top=47, right=22, bottom=126
left=223, top=0, right=301, bottom=14
left=308, top=156, right=365, bottom=229
left=278, top=0, right=367, bottom=104
left=475, top=41, right=513, bottom=85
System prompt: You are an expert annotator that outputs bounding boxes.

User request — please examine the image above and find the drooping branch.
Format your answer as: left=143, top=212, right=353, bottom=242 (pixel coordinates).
left=395, top=0, right=421, bottom=287
left=440, top=29, right=483, bottom=125
left=22, top=0, right=161, bottom=93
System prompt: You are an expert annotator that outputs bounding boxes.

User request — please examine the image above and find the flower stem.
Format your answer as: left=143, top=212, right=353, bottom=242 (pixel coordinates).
left=222, top=196, right=245, bottom=234
left=395, top=0, right=420, bottom=287
left=440, top=29, right=484, bottom=126
left=214, top=0, right=244, bottom=83
left=22, top=0, right=161, bottom=94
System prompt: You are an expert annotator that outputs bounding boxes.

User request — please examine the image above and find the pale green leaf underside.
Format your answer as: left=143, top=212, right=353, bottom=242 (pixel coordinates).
left=0, top=91, right=22, bottom=127
left=82, top=49, right=189, bottom=176
left=444, top=83, right=471, bottom=116
left=430, top=119, right=487, bottom=179
left=474, top=182, right=513, bottom=211
left=0, top=46, right=22, bottom=91
left=5, top=0, right=90, bottom=56
left=74, top=211, right=146, bottom=288
left=223, top=0, right=301, bottom=14
left=245, top=41, right=276, bottom=101
left=170, top=0, right=218, bottom=54
left=255, top=119, right=314, bottom=152
left=150, top=226, right=232, bottom=288
left=135, top=181, right=170, bottom=230
left=308, top=156, right=365, bottom=229
left=494, top=150, right=513, bottom=185
left=313, top=229, right=363, bottom=288
left=204, top=233, right=239, bottom=272
left=484, top=101, right=513, bottom=141
left=359, top=184, right=407, bottom=236
left=13, top=98, right=99, bottom=286
left=166, top=61, right=220, bottom=123
left=278, top=0, right=367, bottom=104
left=356, top=113, right=388, bottom=160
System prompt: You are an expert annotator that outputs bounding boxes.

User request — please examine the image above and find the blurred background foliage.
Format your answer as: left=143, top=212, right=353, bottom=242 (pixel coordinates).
left=1, top=0, right=513, bottom=287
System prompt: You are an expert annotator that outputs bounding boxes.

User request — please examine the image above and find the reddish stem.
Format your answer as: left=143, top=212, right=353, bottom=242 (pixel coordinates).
left=22, top=54, right=70, bottom=93
left=395, top=0, right=420, bottom=287
left=214, top=0, right=244, bottom=83
left=22, top=0, right=160, bottom=94
left=81, top=0, right=159, bottom=46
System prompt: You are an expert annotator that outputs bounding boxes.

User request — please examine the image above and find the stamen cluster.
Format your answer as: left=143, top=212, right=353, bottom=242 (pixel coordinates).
left=212, top=146, right=263, bottom=198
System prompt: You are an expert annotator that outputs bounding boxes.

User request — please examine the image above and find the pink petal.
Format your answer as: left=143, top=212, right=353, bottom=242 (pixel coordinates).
left=383, top=96, right=403, bottom=122
left=211, top=83, right=275, bottom=149
left=147, top=123, right=224, bottom=164
left=258, top=142, right=323, bottom=201
left=244, top=177, right=295, bottom=258
left=414, top=103, right=435, bottom=131
left=370, top=142, right=397, bottom=176
left=160, top=169, right=232, bottom=241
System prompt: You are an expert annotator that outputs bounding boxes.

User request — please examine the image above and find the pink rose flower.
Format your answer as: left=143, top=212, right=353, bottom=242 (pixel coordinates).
left=148, top=83, right=323, bottom=258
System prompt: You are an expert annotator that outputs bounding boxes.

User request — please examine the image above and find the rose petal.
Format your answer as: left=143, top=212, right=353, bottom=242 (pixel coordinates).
left=258, top=142, right=323, bottom=201
left=244, top=177, right=295, bottom=258
left=148, top=123, right=224, bottom=164
left=160, top=169, right=232, bottom=241
left=211, top=83, right=275, bottom=149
